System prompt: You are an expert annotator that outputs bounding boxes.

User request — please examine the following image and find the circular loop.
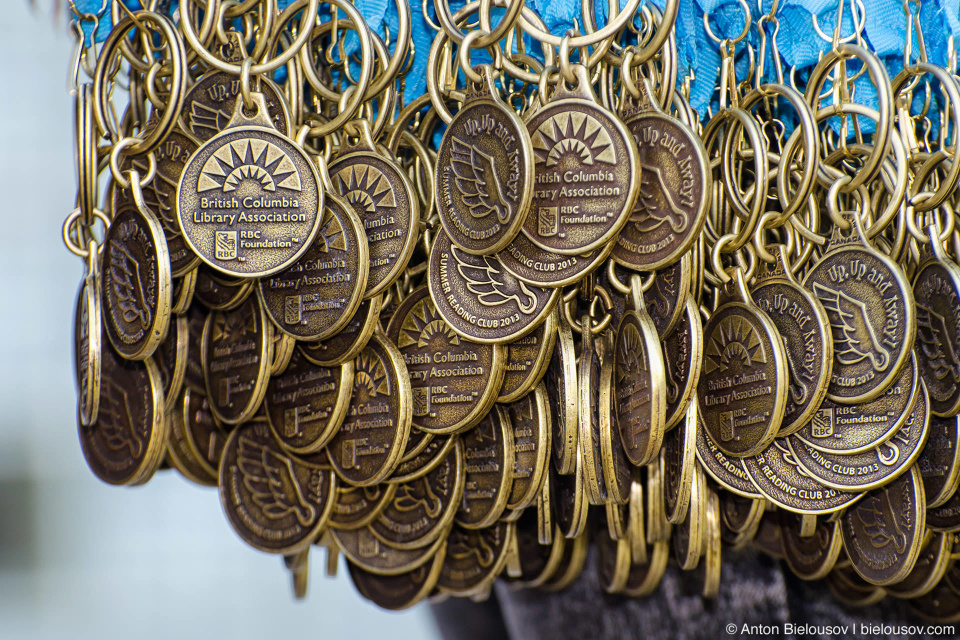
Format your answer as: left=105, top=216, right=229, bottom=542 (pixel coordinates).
left=438, top=0, right=525, bottom=47
left=458, top=30, right=492, bottom=84
left=702, top=0, right=751, bottom=45
left=605, top=260, right=632, bottom=295
left=710, top=233, right=738, bottom=284
left=753, top=212, right=782, bottom=263
left=62, top=207, right=110, bottom=258
left=907, top=192, right=956, bottom=244
left=558, top=35, right=577, bottom=86
left=563, top=285, right=614, bottom=335
left=515, top=0, right=643, bottom=50
left=109, top=138, right=156, bottom=189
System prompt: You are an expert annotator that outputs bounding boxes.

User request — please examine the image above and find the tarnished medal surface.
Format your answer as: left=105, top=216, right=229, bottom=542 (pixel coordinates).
left=522, top=65, right=639, bottom=255
left=720, top=493, right=764, bottom=548
left=390, top=433, right=453, bottom=483
left=386, top=287, right=504, bottom=435
left=788, top=382, right=929, bottom=492
left=177, top=93, right=323, bottom=278
left=840, top=466, right=925, bottom=585
left=79, top=342, right=167, bottom=485
left=348, top=545, right=446, bottom=611
left=258, top=193, right=367, bottom=340
left=645, top=254, right=691, bottom=338
left=333, top=526, right=446, bottom=575
left=264, top=350, right=353, bottom=454
left=329, top=483, right=397, bottom=531
left=327, top=331, right=411, bottom=486
left=300, top=294, right=382, bottom=367
left=371, top=440, right=464, bottom=549
left=661, top=399, right=696, bottom=524
left=578, top=323, right=607, bottom=505
left=794, top=353, right=919, bottom=455
left=781, top=512, right=842, bottom=580
left=497, top=231, right=610, bottom=288
left=101, top=202, right=172, bottom=361
left=600, top=349, right=632, bottom=506
left=927, top=488, right=960, bottom=532
left=170, top=268, right=197, bottom=314
left=741, top=439, right=863, bottom=514
left=803, top=213, right=915, bottom=404
left=154, top=313, right=188, bottom=413
left=595, top=511, right=630, bottom=593
left=75, top=270, right=101, bottom=427
left=614, top=304, right=666, bottom=466
left=428, top=231, right=558, bottom=344
left=886, top=531, right=952, bottom=599
left=330, top=133, right=419, bottom=298
left=498, top=311, right=557, bottom=403
left=438, top=522, right=512, bottom=596
left=202, top=296, right=272, bottom=424
left=913, top=250, right=960, bottom=417
left=456, top=407, right=514, bottom=528
left=219, top=421, right=335, bottom=554
left=917, top=413, right=960, bottom=508
left=551, top=443, right=589, bottom=538
left=663, top=296, right=702, bottom=430
left=509, top=508, right=564, bottom=588
left=697, top=284, right=788, bottom=458
left=183, top=305, right=207, bottom=391
left=436, top=66, right=533, bottom=255
left=180, top=387, right=228, bottom=479
left=751, top=246, right=833, bottom=436
left=545, top=314, right=578, bottom=474
left=505, top=384, right=551, bottom=511
left=614, top=81, right=709, bottom=270
left=194, top=266, right=253, bottom=310
left=695, top=422, right=762, bottom=498
left=116, top=128, right=202, bottom=276
left=166, top=388, right=217, bottom=486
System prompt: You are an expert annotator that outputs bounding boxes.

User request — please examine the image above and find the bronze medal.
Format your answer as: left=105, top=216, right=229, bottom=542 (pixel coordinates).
left=840, top=466, right=926, bottom=585
left=781, top=511, right=843, bottom=580
left=522, top=65, right=639, bottom=255
left=75, top=270, right=102, bottom=427
left=699, top=486, right=720, bottom=600
left=645, top=254, right=692, bottom=338
left=165, top=388, right=216, bottom=486
left=183, top=303, right=207, bottom=391
left=300, top=294, right=383, bottom=367
left=928, top=489, right=960, bottom=533
left=803, top=213, right=916, bottom=404
left=154, top=313, right=188, bottom=414
left=909, top=580, right=960, bottom=622
left=435, top=66, right=534, bottom=255
left=257, top=192, right=367, bottom=340
left=614, top=81, right=710, bottom=270
left=578, top=322, right=606, bottom=505
left=663, top=296, right=703, bottom=430
left=509, top=507, right=565, bottom=588
left=497, top=310, right=557, bottom=403
left=595, top=511, right=631, bottom=593
left=438, top=522, right=513, bottom=597
left=194, top=266, right=253, bottom=310
left=177, top=93, right=324, bottom=278
left=79, top=341, right=167, bottom=486
left=348, top=545, right=446, bottom=611
left=753, top=511, right=784, bottom=558
left=826, top=565, right=886, bottom=607
left=219, top=420, right=335, bottom=554
left=180, top=387, right=228, bottom=479
left=385, top=287, right=504, bottom=435
left=497, top=232, right=610, bottom=288
left=327, top=331, right=412, bottom=486
left=741, top=438, right=863, bottom=514
left=552, top=442, right=589, bottom=539
left=329, top=484, right=398, bottom=531
left=456, top=407, right=515, bottom=528
left=913, top=247, right=960, bottom=417
left=264, top=350, right=353, bottom=455
left=428, top=231, right=559, bottom=344
left=539, top=528, right=589, bottom=592
left=886, top=532, right=953, bottom=599
left=505, top=384, right=551, bottom=511
left=622, top=539, right=670, bottom=597
left=661, top=399, right=696, bottom=525
left=695, top=418, right=762, bottom=498
left=599, top=346, right=632, bottom=506
left=270, top=333, right=296, bottom=375
left=333, top=526, right=446, bottom=575
left=170, top=268, right=197, bottom=314
left=720, top=493, right=765, bottom=549
left=671, top=463, right=704, bottom=570
left=751, top=246, right=833, bottom=436
left=918, top=413, right=960, bottom=508
left=545, top=313, right=578, bottom=474
left=793, top=353, right=919, bottom=455
left=101, top=201, right=172, bottom=361
left=330, top=130, right=419, bottom=298
left=390, top=433, right=455, bottom=483
left=371, top=440, right=464, bottom=549
left=202, top=296, right=272, bottom=424
left=788, top=381, right=929, bottom=492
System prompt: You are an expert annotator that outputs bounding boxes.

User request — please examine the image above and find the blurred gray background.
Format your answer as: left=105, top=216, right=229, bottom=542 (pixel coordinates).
left=0, top=4, right=439, bottom=638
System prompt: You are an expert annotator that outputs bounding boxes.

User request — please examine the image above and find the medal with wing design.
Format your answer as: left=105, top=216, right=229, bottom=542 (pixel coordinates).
left=450, top=137, right=512, bottom=224
left=811, top=282, right=890, bottom=371
left=237, top=435, right=317, bottom=527
left=917, top=304, right=960, bottom=382
left=629, top=166, right=688, bottom=233
left=913, top=256, right=960, bottom=415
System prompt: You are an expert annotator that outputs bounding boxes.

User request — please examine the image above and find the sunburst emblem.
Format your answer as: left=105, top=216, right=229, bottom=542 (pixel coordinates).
left=398, top=298, right=460, bottom=349
left=315, top=209, right=346, bottom=253
left=703, top=316, right=766, bottom=374
left=532, top=112, right=616, bottom=168
left=197, top=139, right=302, bottom=193
left=616, top=323, right=647, bottom=381
left=355, top=350, right=390, bottom=397
left=335, top=165, right=397, bottom=214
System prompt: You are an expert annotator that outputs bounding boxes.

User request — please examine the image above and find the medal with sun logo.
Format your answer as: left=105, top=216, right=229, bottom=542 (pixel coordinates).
left=803, top=212, right=916, bottom=404
left=327, top=331, right=412, bottom=486
left=435, top=65, right=534, bottom=256
left=329, top=120, right=419, bottom=299
left=257, top=192, right=368, bottom=340
left=522, top=65, right=639, bottom=255
left=456, top=406, right=515, bottom=529
left=697, top=272, right=787, bottom=458
left=385, top=287, right=505, bottom=435
left=299, top=294, right=383, bottom=368
left=427, top=231, right=559, bottom=344
left=218, top=420, right=336, bottom=554
left=177, top=92, right=323, bottom=278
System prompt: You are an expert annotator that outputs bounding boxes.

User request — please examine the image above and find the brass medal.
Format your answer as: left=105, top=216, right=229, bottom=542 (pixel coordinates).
left=826, top=564, right=886, bottom=607
left=154, top=313, right=188, bottom=414
left=165, top=388, right=216, bottom=486
left=927, top=489, right=960, bottom=533
left=751, top=246, right=833, bottom=435
left=202, top=296, right=272, bottom=424
left=435, top=65, right=534, bottom=255
left=497, top=232, right=610, bottom=288
left=645, top=253, right=692, bottom=338
left=438, top=523, right=513, bottom=597
left=257, top=192, right=367, bottom=340
left=539, top=528, right=589, bottom=592
left=194, top=266, right=253, bottom=310
left=101, top=201, right=172, bottom=361
left=671, top=463, right=704, bottom=570
left=913, top=244, right=960, bottom=417
left=348, top=545, right=446, bottom=611
left=505, top=383, right=551, bottom=511
left=545, top=312, right=578, bottom=474
left=663, top=296, right=703, bottom=430
left=497, top=310, right=557, bottom=403
left=180, top=387, right=228, bottom=479
left=390, top=433, right=455, bottom=483
left=385, top=287, right=504, bottom=435
left=578, top=321, right=607, bottom=505
left=720, top=493, right=765, bottom=549
left=614, top=79, right=710, bottom=270
left=695, top=417, right=762, bottom=498
left=333, top=526, right=445, bottom=576
left=595, top=511, right=631, bottom=593
left=327, top=331, right=412, bottom=486
left=802, top=212, right=916, bottom=404
left=371, top=440, right=464, bottom=549
left=552, top=442, right=589, bottom=539
left=177, top=93, right=324, bottom=278
left=270, top=333, right=296, bottom=375
left=599, top=344, right=632, bottom=506
left=918, top=413, right=960, bottom=508
left=170, top=268, right=197, bottom=314
left=329, top=483, right=398, bottom=531
left=522, top=65, right=640, bottom=255
left=781, top=511, right=843, bottom=580
left=427, top=231, right=559, bottom=344
left=840, top=466, right=926, bottom=585
left=79, top=341, right=167, bottom=486
left=75, top=268, right=101, bottom=427
left=700, top=486, right=722, bottom=599
left=909, top=581, right=960, bottom=622
left=300, top=294, right=383, bottom=367
left=329, top=124, right=419, bottom=298
left=753, top=511, right=784, bottom=558
left=622, top=539, right=670, bottom=597
left=219, top=420, right=335, bottom=554
left=661, top=398, right=696, bottom=525
left=265, top=350, right=353, bottom=454
left=456, top=406, right=515, bottom=528
left=886, top=532, right=953, bottom=599
left=509, top=507, right=565, bottom=588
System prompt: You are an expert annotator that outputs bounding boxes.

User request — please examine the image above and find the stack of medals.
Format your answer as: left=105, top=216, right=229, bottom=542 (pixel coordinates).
left=64, top=0, right=960, bottom=621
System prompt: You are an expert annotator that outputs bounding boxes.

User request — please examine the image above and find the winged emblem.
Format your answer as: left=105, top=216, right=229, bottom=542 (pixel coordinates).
left=97, top=377, right=144, bottom=457
left=131, top=159, right=181, bottom=239
left=188, top=101, right=230, bottom=138
left=782, top=343, right=809, bottom=405
left=448, top=528, right=496, bottom=568
left=450, top=137, right=512, bottom=224
left=664, top=354, right=680, bottom=404
left=811, top=282, right=890, bottom=371
left=392, top=476, right=442, bottom=518
left=237, top=436, right=316, bottom=526
left=916, top=303, right=960, bottom=382
left=109, top=227, right=152, bottom=330
left=854, top=489, right=907, bottom=552
left=629, top=166, right=688, bottom=233
left=452, top=246, right=538, bottom=314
